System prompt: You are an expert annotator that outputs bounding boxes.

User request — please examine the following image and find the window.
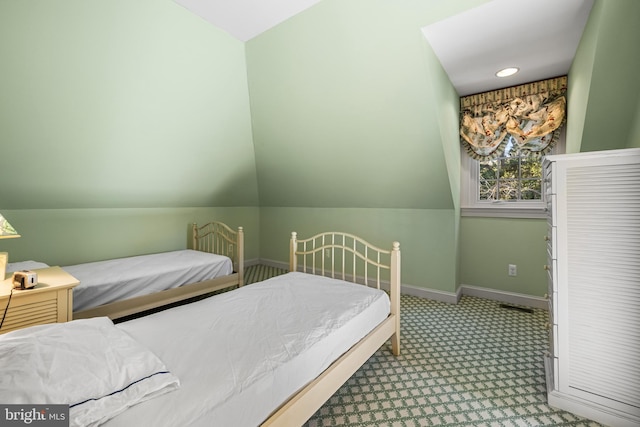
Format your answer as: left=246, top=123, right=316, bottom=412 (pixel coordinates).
left=480, top=136, right=542, bottom=201
left=459, top=76, right=567, bottom=218
left=461, top=129, right=564, bottom=218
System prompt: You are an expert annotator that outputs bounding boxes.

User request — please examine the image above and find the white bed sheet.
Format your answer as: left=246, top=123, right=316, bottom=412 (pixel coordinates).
left=106, top=272, right=390, bottom=427
left=66, top=250, right=233, bottom=312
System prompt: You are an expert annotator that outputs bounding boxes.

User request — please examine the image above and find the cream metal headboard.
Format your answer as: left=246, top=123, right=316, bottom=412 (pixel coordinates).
left=289, top=231, right=400, bottom=291
left=192, top=221, right=244, bottom=286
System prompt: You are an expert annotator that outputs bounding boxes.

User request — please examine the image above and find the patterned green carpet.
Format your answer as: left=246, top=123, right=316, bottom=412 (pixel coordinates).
left=244, top=265, right=603, bottom=427
left=244, top=263, right=290, bottom=285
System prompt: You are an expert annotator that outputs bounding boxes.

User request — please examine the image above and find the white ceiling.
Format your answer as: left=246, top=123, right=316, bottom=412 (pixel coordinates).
left=174, top=0, right=322, bottom=42
left=173, top=0, right=594, bottom=96
left=422, top=0, right=595, bottom=96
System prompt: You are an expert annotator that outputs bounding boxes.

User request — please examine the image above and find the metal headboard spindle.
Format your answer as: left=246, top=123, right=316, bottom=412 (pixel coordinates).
left=302, top=238, right=307, bottom=273
left=352, top=236, right=357, bottom=282
left=341, top=234, right=346, bottom=281
left=320, top=234, right=324, bottom=276
left=332, top=233, right=337, bottom=279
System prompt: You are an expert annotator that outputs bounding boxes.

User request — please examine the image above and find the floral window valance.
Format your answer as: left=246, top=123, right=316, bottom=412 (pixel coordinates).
left=460, top=76, right=567, bottom=160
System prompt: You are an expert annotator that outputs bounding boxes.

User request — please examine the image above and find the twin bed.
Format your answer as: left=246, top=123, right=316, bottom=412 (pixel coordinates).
left=8, top=221, right=244, bottom=321
left=0, top=229, right=401, bottom=426
left=73, top=221, right=245, bottom=320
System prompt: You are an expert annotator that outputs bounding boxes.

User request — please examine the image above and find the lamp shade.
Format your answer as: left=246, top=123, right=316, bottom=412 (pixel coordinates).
left=0, top=213, right=20, bottom=239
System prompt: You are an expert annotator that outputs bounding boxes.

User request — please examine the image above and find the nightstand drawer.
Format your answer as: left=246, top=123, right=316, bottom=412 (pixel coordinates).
left=1, top=293, right=60, bottom=333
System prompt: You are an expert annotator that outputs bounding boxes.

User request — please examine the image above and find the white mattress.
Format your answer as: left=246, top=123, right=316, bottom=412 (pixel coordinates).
left=106, top=272, right=390, bottom=427
left=65, top=250, right=233, bottom=312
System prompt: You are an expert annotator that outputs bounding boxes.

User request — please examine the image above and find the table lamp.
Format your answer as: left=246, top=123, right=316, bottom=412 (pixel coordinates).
left=0, top=213, right=21, bottom=279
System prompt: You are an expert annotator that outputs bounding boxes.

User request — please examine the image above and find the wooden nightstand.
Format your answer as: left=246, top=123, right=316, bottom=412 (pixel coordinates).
left=0, top=266, right=79, bottom=334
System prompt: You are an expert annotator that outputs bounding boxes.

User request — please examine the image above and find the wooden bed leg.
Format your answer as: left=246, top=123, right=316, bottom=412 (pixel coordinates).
left=391, top=332, right=400, bottom=356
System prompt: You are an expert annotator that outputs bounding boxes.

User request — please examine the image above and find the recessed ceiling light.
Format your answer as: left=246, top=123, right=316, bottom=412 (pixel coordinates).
left=496, top=67, right=519, bottom=78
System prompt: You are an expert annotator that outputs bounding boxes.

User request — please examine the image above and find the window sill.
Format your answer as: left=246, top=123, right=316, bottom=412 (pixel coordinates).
left=461, top=206, right=547, bottom=219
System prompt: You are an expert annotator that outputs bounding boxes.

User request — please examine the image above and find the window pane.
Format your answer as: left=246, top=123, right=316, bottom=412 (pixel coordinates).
left=521, top=179, right=542, bottom=200
left=480, top=179, right=497, bottom=200
left=466, top=131, right=563, bottom=213
left=521, top=157, right=541, bottom=178
left=500, top=158, right=519, bottom=178
left=499, top=179, right=518, bottom=200
left=477, top=141, right=546, bottom=202
left=479, top=161, right=498, bottom=180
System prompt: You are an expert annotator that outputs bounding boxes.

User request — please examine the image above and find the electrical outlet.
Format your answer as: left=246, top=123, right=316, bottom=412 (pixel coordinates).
left=508, top=264, right=517, bottom=276
left=324, top=248, right=331, bottom=258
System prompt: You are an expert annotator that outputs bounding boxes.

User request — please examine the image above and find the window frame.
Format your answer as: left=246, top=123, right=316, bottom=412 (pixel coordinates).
left=461, top=128, right=565, bottom=219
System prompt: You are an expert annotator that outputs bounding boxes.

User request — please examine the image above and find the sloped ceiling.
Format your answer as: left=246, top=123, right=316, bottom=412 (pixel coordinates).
left=172, top=0, right=596, bottom=209
left=174, top=0, right=321, bottom=41
left=244, top=1, right=484, bottom=209
left=176, top=0, right=594, bottom=96
left=422, top=0, right=594, bottom=96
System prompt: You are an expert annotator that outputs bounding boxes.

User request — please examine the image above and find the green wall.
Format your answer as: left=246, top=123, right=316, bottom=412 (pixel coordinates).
left=259, top=207, right=456, bottom=292
left=459, top=217, right=548, bottom=297
left=246, top=0, right=487, bottom=294
left=459, top=0, right=640, bottom=299
left=0, top=207, right=260, bottom=266
left=565, top=0, right=599, bottom=154
left=246, top=0, right=486, bottom=210
left=424, top=37, right=464, bottom=290
left=2, top=0, right=639, bottom=301
left=0, top=0, right=258, bottom=209
left=0, top=1, right=261, bottom=264
left=568, top=0, right=640, bottom=152
left=630, top=103, right=640, bottom=148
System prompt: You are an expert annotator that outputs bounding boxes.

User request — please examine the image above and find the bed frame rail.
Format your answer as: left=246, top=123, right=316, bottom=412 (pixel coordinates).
left=193, top=222, right=244, bottom=287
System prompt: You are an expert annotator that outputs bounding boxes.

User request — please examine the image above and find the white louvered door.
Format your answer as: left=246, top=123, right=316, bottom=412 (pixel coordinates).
left=544, top=148, right=640, bottom=427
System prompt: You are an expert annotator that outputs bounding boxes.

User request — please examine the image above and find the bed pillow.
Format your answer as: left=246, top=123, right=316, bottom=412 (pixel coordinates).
left=0, top=317, right=180, bottom=427
left=6, top=260, right=50, bottom=273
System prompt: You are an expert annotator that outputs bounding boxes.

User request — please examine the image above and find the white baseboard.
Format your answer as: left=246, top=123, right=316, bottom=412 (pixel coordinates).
left=399, top=284, right=547, bottom=310
left=459, top=284, right=548, bottom=310
left=547, top=389, right=640, bottom=427
left=401, top=283, right=461, bottom=304
left=243, top=258, right=261, bottom=267
left=252, top=260, right=547, bottom=310
left=258, top=258, right=288, bottom=270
